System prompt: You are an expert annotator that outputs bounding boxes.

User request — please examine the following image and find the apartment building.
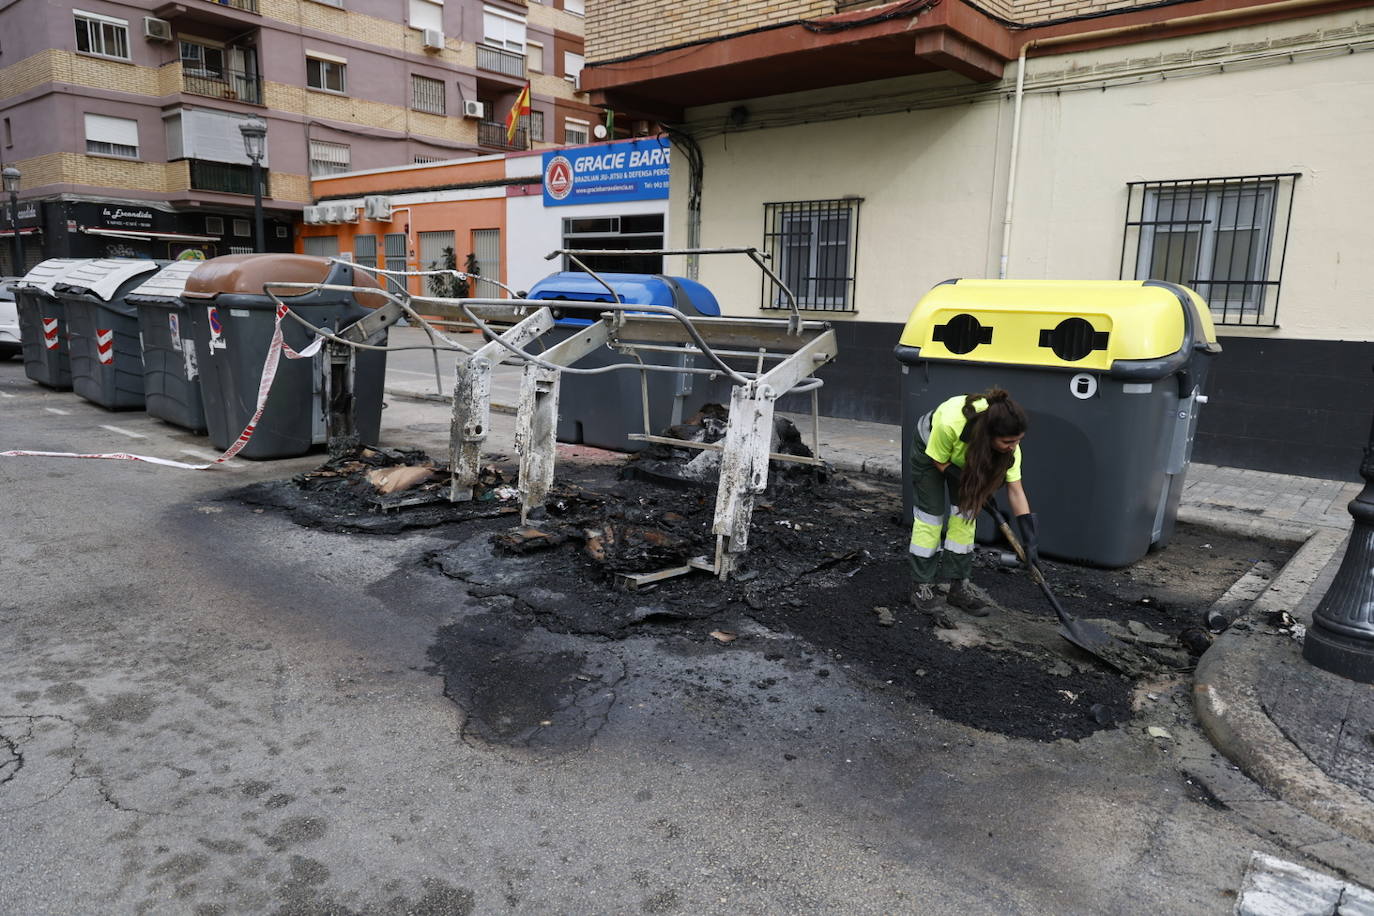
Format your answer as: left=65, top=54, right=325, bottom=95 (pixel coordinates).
left=580, top=0, right=1374, bottom=479
left=0, top=0, right=599, bottom=273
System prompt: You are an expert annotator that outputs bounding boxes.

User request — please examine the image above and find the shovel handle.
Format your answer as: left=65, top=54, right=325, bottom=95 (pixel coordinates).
left=985, top=502, right=1047, bottom=588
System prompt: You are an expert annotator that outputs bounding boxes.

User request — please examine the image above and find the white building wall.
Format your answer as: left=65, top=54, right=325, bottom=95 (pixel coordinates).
left=670, top=9, right=1374, bottom=340
left=505, top=152, right=671, bottom=294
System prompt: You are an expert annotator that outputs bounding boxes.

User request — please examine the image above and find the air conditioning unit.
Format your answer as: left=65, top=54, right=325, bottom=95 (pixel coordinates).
left=363, top=196, right=392, bottom=221
left=302, top=205, right=325, bottom=225
left=462, top=99, right=485, bottom=119
left=340, top=204, right=359, bottom=223
left=422, top=28, right=444, bottom=51
left=323, top=205, right=344, bottom=225
left=143, top=16, right=173, bottom=42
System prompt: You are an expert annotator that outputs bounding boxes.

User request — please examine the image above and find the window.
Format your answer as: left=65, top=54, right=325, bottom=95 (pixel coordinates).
left=382, top=232, right=408, bottom=294
left=205, top=216, right=224, bottom=234
left=418, top=230, right=456, bottom=281
left=471, top=228, right=500, bottom=296
left=414, top=155, right=442, bottom=164
left=527, top=110, right=544, bottom=143
left=276, top=225, right=289, bottom=238
left=309, top=139, right=351, bottom=176
left=233, top=218, right=250, bottom=237
left=560, top=213, right=663, bottom=274
left=74, top=10, right=129, bottom=60
left=563, top=0, right=584, bottom=14
left=1122, top=174, right=1298, bottom=327
left=302, top=236, right=340, bottom=257
left=409, top=0, right=442, bottom=31
left=563, top=117, right=588, bottom=145
left=310, top=0, right=344, bottom=7
left=4, top=118, right=11, bottom=148
left=84, top=113, right=139, bottom=158
left=762, top=198, right=862, bottom=312
left=180, top=40, right=224, bottom=77
left=482, top=5, right=525, bottom=52
left=411, top=74, right=446, bottom=114
left=563, top=51, right=583, bottom=83
left=306, top=55, right=347, bottom=93
left=354, top=234, right=378, bottom=268
left=526, top=41, right=543, bottom=72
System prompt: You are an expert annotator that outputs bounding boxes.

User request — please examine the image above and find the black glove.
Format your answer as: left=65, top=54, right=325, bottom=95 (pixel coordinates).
left=1016, top=512, right=1040, bottom=570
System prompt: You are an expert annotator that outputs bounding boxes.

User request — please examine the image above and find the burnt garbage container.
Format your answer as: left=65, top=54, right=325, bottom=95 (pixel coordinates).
left=14, top=258, right=87, bottom=390
left=126, top=260, right=209, bottom=432
left=182, top=254, right=388, bottom=459
left=894, top=279, right=1221, bottom=567
left=526, top=271, right=721, bottom=451
left=59, top=259, right=163, bottom=409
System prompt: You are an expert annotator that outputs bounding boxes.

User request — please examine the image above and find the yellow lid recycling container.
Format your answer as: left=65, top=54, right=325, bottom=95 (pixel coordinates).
left=895, top=279, right=1221, bottom=567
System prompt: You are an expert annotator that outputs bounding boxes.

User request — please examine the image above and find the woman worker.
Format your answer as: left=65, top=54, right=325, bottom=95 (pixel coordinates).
left=908, top=388, right=1039, bottom=624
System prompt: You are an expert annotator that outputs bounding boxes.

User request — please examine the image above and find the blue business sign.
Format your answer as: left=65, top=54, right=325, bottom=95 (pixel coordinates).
left=542, top=137, right=670, bottom=207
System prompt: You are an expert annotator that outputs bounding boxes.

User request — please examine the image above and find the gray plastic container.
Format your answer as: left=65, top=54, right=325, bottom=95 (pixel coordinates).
left=182, top=254, right=388, bottom=459
left=59, top=259, right=163, bottom=409
left=126, top=260, right=208, bottom=432
left=14, top=258, right=85, bottom=390
left=894, top=279, right=1221, bottom=568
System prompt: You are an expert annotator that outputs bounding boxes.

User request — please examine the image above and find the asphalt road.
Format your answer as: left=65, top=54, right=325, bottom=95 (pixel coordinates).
left=0, top=356, right=1306, bottom=915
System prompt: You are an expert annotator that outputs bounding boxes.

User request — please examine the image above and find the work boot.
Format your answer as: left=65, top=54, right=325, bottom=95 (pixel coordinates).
left=910, top=583, right=954, bottom=630
left=947, top=579, right=991, bottom=617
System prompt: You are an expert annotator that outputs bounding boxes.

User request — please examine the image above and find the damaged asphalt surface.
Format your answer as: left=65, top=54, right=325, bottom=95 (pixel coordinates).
left=0, top=368, right=1320, bottom=914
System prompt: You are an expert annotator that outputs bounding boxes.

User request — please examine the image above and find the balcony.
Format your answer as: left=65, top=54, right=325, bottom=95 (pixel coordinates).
left=189, top=160, right=270, bottom=196
left=181, top=64, right=263, bottom=104
left=478, top=120, right=527, bottom=151
left=477, top=45, right=526, bottom=79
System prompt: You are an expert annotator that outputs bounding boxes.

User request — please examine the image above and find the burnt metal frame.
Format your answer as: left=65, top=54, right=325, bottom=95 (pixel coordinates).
left=761, top=198, right=862, bottom=313
left=1120, top=173, right=1298, bottom=328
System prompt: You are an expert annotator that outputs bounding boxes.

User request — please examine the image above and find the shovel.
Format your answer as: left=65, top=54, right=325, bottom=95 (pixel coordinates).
left=984, top=502, right=1121, bottom=664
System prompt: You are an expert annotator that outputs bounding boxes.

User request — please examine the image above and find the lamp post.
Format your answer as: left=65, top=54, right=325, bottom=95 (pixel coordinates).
left=1304, top=379, right=1374, bottom=683
left=2, top=166, right=21, bottom=275
left=238, top=118, right=267, bottom=253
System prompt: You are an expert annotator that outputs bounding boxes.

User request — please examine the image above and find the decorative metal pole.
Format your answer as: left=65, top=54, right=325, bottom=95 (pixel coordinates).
left=238, top=118, right=268, bottom=253
left=1304, top=381, right=1374, bottom=683
left=2, top=166, right=22, bottom=274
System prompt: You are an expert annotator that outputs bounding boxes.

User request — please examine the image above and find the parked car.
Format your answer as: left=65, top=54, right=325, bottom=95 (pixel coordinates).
left=0, top=278, right=20, bottom=359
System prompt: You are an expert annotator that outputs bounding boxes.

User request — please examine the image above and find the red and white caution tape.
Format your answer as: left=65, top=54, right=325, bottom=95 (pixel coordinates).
left=2, top=303, right=324, bottom=470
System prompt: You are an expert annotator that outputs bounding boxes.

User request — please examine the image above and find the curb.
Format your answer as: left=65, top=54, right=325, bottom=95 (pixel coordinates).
left=1192, top=525, right=1374, bottom=844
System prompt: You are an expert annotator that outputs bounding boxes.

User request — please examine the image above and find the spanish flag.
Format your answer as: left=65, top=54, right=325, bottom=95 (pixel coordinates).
left=505, top=83, right=531, bottom=145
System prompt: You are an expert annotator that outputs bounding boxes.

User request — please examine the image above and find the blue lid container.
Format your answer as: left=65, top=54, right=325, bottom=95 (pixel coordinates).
left=526, top=272, right=720, bottom=325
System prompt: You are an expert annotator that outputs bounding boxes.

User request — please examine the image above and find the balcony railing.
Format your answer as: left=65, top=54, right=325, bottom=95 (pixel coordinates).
left=189, top=160, right=270, bottom=196
left=181, top=64, right=263, bottom=104
left=478, top=120, right=527, bottom=150
left=476, top=44, right=526, bottom=78
left=200, top=0, right=259, bottom=12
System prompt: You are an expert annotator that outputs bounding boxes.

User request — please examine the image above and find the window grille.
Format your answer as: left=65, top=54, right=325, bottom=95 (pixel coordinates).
left=563, top=118, right=588, bottom=145
left=206, top=216, right=225, bottom=235
left=309, top=140, right=351, bottom=176
left=302, top=236, right=339, bottom=257
left=526, top=110, right=544, bottom=143
left=354, top=234, right=378, bottom=268
left=762, top=198, right=861, bottom=312
left=471, top=228, right=501, bottom=297
left=232, top=218, right=251, bottom=237
left=74, top=12, right=129, bottom=59
left=411, top=75, right=446, bottom=114
left=1121, top=174, right=1298, bottom=327
left=382, top=233, right=408, bottom=294
left=414, top=155, right=441, bottom=163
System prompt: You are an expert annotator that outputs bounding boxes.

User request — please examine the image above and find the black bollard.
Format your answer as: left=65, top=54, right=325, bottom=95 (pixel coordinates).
left=1303, top=376, right=1374, bottom=683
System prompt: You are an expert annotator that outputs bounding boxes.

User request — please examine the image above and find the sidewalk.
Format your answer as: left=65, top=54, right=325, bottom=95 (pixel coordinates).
left=383, top=356, right=1374, bottom=869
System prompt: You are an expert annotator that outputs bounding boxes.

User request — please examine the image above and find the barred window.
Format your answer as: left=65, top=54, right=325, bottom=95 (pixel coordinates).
left=354, top=234, right=378, bottom=268
left=309, top=140, right=351, bottom=176
left=302, top=236, right=339, bottom=257
left=762, top=198, right=861, bottom=312
left=1122, top=174, right=1298, bottom=327
left=523, top=110, right=544, bottom=142
left=563, top=118, right=588, bottom=145
left=411, top=74, right=446, bottom=114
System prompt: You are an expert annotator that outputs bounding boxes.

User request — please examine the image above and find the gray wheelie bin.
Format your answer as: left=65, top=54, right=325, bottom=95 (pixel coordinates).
left=126, top=260, right=208, bottom=432
left=181, top=254, right=388, bottom=459
left=894, top=279, right=1221, bottom=568
left=59, top=259, right=163, bottom=409
left=14, top=258, right=86, bottom=389
left=526, top=271, right=721, bottom=451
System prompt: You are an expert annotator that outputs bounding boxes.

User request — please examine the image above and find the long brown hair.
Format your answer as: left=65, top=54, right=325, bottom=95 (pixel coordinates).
left=956, top=388, right=1028, bottom=514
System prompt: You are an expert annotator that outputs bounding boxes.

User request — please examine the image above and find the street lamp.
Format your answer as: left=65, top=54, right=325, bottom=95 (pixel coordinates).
left=1304, top=383, right=1374, bottom=683
left=2, top=166, right=21, bottom=275
left=238, top=118, right=267, bottom=253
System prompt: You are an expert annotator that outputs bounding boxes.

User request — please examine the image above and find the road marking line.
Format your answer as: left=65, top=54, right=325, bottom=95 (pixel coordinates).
left=100, top=425, right=147, bottom=440
left=0, top=391, right=14, bottom=398
left=388, top=368, right=453, bottom=378
left=44, top=407, right=71, bottom=415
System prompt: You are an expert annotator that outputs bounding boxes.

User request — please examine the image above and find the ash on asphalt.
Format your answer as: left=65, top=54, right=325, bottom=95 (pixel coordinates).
left=237, top=444, right=1294, bottom=744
